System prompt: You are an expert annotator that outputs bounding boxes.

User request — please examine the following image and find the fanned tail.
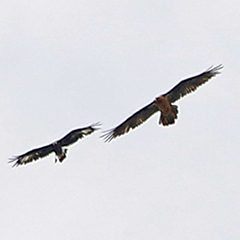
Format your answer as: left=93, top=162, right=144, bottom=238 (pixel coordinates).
left=160, top=105, right=178, bottom=126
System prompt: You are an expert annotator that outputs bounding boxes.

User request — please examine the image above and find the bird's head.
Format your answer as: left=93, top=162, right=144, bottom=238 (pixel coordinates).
left=155, top=95, right=164, bottom=103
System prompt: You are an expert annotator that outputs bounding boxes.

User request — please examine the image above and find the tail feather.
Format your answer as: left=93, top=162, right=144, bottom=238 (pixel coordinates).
left=56, top=149, right=67, bottom=163
left=160, top=105, right=178, bottom=126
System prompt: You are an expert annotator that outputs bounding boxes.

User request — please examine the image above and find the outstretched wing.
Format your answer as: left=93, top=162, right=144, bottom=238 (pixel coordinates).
left=59, top=122, right=101, bottom=147
left=9, top=144, right=54, bottom=167
left=164, top=65, right=223, bottom=103
left=101, top=101, right=159, bottom=142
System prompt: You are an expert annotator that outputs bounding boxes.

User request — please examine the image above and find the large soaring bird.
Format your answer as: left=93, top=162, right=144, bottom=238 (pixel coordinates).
left=9, top=123, right=100, bottom=167
left=102, top=65, right=223, bottom=142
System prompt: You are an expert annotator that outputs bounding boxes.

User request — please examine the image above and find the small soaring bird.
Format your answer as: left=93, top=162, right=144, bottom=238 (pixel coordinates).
left=102, top=65, right=223, bottom=142
left=9, top=123, right=100, bottom=167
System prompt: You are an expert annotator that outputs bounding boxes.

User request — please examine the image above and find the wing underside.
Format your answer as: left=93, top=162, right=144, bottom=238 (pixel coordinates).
left=164, top=65, right=223, bottom=103
left=101, top=101, right=159, bottom=142
left=9, top=144, right=54, bottom=167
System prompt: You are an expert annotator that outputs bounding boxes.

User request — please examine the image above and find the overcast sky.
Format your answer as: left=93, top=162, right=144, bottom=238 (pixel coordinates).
left=1, top=0, right=240, bottom=239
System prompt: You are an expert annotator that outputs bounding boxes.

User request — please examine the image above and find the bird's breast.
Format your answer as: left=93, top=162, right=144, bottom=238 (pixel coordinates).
left=155, top=96, right=171, bottom=113
left=53, top=142, right=63, bottom=155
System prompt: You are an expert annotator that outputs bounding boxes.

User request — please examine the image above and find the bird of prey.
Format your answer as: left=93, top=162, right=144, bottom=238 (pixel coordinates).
left=9, top=123, right=100, bottom=167
left=102, top=65, right=223, bottom=142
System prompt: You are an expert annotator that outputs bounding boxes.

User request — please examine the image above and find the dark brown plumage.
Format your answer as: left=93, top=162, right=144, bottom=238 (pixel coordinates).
left=102, top=65, right=223, bottom=142
left=9, top=123, right=100, bottom=167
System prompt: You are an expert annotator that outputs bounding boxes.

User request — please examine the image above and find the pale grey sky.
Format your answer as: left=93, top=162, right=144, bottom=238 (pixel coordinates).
left=1, top=1, right=240, bottom=239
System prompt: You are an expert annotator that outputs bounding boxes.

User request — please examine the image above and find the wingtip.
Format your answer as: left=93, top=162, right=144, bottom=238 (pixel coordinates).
left=91, top=122, right=102, bottom=130
left=100, top=129, right=115, bottom=143
left=207, top=64, right=224, bottom=73
left=8, top=156, right=17, bottom=163
left=8, top=157, right=19, bottom=168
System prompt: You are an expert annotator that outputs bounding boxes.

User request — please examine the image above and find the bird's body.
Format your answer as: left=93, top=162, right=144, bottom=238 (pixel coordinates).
left=52, top=142, right=67, bottom=162
left=102, top=65, right=223, bottom=142
left=9, top=123, right=100, bottom=167
left=155, top=95, right=178, bottom=126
